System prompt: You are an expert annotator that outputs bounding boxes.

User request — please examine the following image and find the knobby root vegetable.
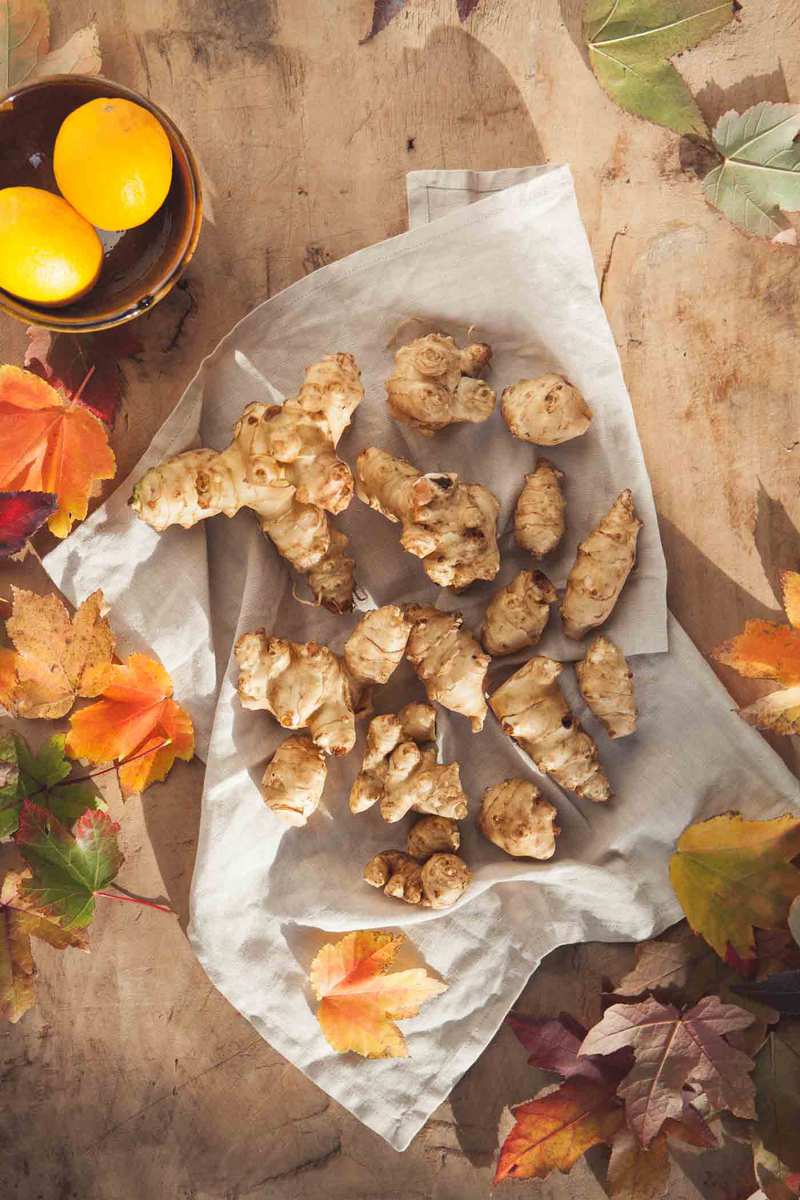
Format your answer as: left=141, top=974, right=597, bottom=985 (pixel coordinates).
left=479, top=778, right=560, bottom=859
left=515, top=459, right=566, bottom=559
left=235, top=605, right=410, bottom=757
left=405, top=605, right=490, bottom=732
left=349, top=702, right=469, bottom=822
left=260, top=735, right=326, bottom=826
left=406, top=815, right=461, bottom=859
left=501, top=374, right=592, bottom=445
left=489, top=656, right=611, bottom=802
left=364, top=850, right=471, bottom=909
left=386, top=332, right=495, bottom=435
left=561, top=489, right=642, bottom=640
left=130, top=353, right=363, bottom=612
left=481, top=569, right=556, bottom=656
left=576, top=636, right=637, bottom=738
left=355, top=447, right=500, bottom=590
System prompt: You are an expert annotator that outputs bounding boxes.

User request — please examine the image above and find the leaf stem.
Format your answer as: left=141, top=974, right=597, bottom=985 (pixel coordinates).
left=71, top=365, right=96, bottom=405
left=96, top=889, right=173, bottom=915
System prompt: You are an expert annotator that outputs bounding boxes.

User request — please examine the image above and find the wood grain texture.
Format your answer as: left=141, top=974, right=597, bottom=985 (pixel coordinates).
left=1, top=0, right=798, bottom=1195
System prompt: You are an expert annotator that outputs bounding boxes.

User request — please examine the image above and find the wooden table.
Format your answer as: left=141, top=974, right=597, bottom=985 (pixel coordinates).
left=2, top=2, right=797, bottom=1196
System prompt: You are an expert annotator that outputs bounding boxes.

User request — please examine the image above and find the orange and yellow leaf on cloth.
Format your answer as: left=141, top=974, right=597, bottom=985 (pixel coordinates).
left=0, top=587, right=114, bottom=719
left=66, top=653, right=194, bottom=796
left=308, top=930, right=447, bottom=1059
left=670, top=813, right=800, bottom=961
left=781, top=570, right=800, bottom=630
left=0, top=365, right=115, bottom=537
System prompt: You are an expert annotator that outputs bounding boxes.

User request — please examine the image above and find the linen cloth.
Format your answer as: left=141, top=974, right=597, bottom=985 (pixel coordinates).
left=43, top=167, right=799, bottom=1150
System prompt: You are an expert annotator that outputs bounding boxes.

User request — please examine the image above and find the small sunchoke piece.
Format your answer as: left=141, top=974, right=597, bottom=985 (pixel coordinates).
left=364, top=849, right=470, bottom=908
left=561, top=490, right=642, bottom=641
left=576, top=636, right=637, bottom=738
left=406, top=815, right=461, bottom=859
left=501, top=374, right=592, bottom=445
left=235, top=605, right=410, bottom=757
left=481, top=569, right=556, bottom=656
left=514, top=459, right=566, bottom=559
left=355, top=447, right=500, bottom=590
left=405, top=605, right=490, bottom=732
left=349, top=702, right=469, bottom=822
left=260, top=735, right=326, bottom=826
left=489, top=656, right=611, bottom=802
left=131, top=353, right=363, bottom=612
left=479, top=779, right=560, bottom=859
left=386, top=332, right=495, bottom=435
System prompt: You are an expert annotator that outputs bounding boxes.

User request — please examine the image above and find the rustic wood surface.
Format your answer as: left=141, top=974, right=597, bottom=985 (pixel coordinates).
left=1, top=1, right=798, bottom=1197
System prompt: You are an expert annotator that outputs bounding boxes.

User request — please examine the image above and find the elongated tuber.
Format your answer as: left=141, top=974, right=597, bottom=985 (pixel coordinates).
left=261, top=735, right=326, bottom=826
left=131, top=353, right=363, bottom=612
left=364, top=849, right=470, bottom=908
left=490, top=656, right=611, bottom=802
left=576, top=636, right=637, bottom=738
left=349, top=702, right=468, bottom=822
left=479, top=779, right=560, bottom=859
left=501, top=374, right=592, bottom=445
left=355, top=447, right=500, bottom=590
left=561, top=490, right=642, bottom=640
left=405, top=605, right=490, bottom=732
left=481, top=569, right=556, bottom=656
left=235, top=605, right=410, bottom=757
left=386, top=332, right=495, bottom=435
left=515, top=459, right=566, bottom=559
left=406, top=815, right=460, bottom=859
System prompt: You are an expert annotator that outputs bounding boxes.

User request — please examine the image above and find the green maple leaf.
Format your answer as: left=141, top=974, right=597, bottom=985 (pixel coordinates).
left=583, top=0, right=739, bottom=139
left=15, top=733, right=101, bottom=827
left=15, top=801, right=123, bottom=929
left=0, top=732, right=20, bottom=840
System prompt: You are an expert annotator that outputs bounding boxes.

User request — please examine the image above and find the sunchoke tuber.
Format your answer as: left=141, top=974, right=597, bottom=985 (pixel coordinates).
left=576, top=636, right=637, bottom=738
left=355, top=447, right=500, bottom=590
left=386, top=332, right=495, bottom=435
left=481, top=569, right=556, bottom=656
left=515, top=459, right=566, bottom=559
left=501, top=374, right=592, bottom=445
left=561, top=490, right=642, bottom=640
left=406, top=815, right=461, bottom=859
left=349, top=702, right=469, bottom=822
left=235, top=605, right=410, bottom=756
left=131, top=353, right=363, bottom=612
left=405, top=605, right=490, bottom=732
left=260, top=735, right=326, bottom=826
left=479, top=779, right=560, bottom=859
left=489, top=656, right=611, bottom=802
left=364, top=849, right=470, bottom=909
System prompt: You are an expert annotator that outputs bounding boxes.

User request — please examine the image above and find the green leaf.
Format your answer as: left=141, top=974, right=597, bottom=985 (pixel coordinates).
left=0, top=0, right=49, bottom=91
left=702, top=102, right=800, bottom=239
left=15, top=802, right=123, bottom=929
left=15, top=734, right=100, bottom=827
left=0, top=731, right=20, bottom=839
left=583, top=0, right=738, bottom=138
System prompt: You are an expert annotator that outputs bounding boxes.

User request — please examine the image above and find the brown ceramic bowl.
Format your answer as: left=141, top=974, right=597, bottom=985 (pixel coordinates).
left=0, top=75, right=202, bottom=332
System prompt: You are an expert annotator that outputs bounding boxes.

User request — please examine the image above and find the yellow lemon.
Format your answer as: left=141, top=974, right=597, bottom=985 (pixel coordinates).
left=0, top=187, right=103, bottom=307
left=54, top=98, right=173, bottom=232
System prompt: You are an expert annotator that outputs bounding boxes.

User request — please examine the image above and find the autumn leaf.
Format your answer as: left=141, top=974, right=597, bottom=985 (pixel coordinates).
left=606, top=1127, right=669, bottom=1200
left=0, top=730, right=20, bottom=839
left=15, top=733, right=101, bottom=827
left=66, top=653, right=194, bottom=797
left=0, top=587, right=114, bottom=719
left=25, top=324, right=142, bottom=426
left=308, top=930, right=446, bottom=1058
left=0, top=0, right=49, bottom=91
left=579, top=995, right=756, bottom=1146
left=612, top=929, right=723, bottom=1002
left=0, top=869, right=88, bottom=1022
left=362, top=0, right=482, bottom=42
left=732, top=971, right=800, bottom=1017
left=753, top=1024, right=800, bottom=1178
left=28, top=21, right=100, bottom=79
left=509, top=1012, right=632, bottom=1084
left=0, top=366, right=116, bottom=538
left=669, top=813, right=800, bottom=961
left=15, top=801, right=123, bottom=929
left=583, top=0, right=737, bottom=139
left=0, top=491, right=56, bottom=556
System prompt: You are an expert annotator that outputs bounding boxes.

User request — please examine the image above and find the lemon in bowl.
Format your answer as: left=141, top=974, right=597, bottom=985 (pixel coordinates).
left=54, top=97, right=173, bottom=232
left=0, top=186, right=103, bottom=306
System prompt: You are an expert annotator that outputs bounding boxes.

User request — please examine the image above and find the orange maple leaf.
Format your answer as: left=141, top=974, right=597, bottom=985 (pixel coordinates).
left=713, top=570, right=800, bottom=732
left=65, top=654, right=194, bottom=797
left=308, top=930, right=447, bottom=1059
left=0, top=365, right=115, bottom=537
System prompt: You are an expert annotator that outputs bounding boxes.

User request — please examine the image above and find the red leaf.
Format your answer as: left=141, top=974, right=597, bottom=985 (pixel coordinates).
left=25, top=326, right=142, bottom=425
left=0, top=491, right=56, bottom=555
left=509, top=1012, right=632, bottom=1085
left=456, top=0, right=481, bottom=18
